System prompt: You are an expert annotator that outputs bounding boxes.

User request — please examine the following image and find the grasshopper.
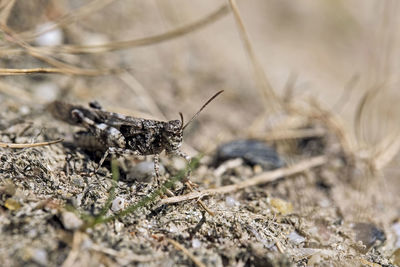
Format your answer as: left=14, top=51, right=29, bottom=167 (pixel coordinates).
left=49, top=91, right=223, bottom=181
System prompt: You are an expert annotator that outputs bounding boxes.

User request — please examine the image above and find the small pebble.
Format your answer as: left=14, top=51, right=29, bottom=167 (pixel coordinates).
left=35, top=22, right=63, bottom=46
left=352, top=222, right=385, bottom=251
left=61, top=211, right=83, bottom=230
left=192, top=239, right=202, bottom=249
left=393, top=222, right=400, bottom=248
left=5, top=198, right=21, bottom=211
left=31, top=248, right=48, bottom=266
left=72, top=193, right=84, bottom=208
left=111, top=197, right=125, bottom=212
left=169, top=223, right=178, bottom=233
left=126, top=161, right=165, bottom=183
left=269, top=198, right=293, bottom=215
left=115, top=220, right=124, bottom=232
left=225, top=196, right=239, bottom=207
left=288, top=231, right=306, bottom=245
left=32, top=82, right=59, bottom=102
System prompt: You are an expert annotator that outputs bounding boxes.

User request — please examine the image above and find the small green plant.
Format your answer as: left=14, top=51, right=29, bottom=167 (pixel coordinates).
left=82, top=156, right=201, bottom=229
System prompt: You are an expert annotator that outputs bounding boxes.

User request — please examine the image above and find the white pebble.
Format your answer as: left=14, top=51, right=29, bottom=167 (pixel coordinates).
left=393, top=222, right=400, bottom=248
left=288, top=231, right=305, bottom=245
left=192, top=239, right=201, bottom=249
left=115, top=220, right=124, bottom=232
left=33, top=82, right=59, bottom=102
left=225, top=196, right=238, bottom=207
left=111, top=197, right=125, bottom=212
left=169, top=223, right=178, bottom=233
left=31, top=248, right=48, bottom=266
left=61, top=211, right=83, bottom=230
left=35, top=22, right=63, bottom=46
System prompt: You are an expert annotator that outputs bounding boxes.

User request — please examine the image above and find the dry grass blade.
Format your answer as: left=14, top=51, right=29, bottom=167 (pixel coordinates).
left=0, top=24, right=115, bottom=76
left=19, top=0, right=117, bottom=40
left=0, top=139, right=63, bottom=148
left=160, top=155, right=327, bottom=205
left=354, top=87, right=380, bottom=145
left=0, top=80, right=32, bottom=102
left=118, top=70, right=167, bottom=120
left=374, top=133, right=400, bottom=170
left=228, top=0, right=281, bottom=113
left=0, top=0, right=16, bottom=25
left=36, top=4, right=230, bottom=55
left=166, top=238, right=206, bottom=267
left=308, top=99, right=355, bottom=159
left=0, top=68, right=76, bottom=75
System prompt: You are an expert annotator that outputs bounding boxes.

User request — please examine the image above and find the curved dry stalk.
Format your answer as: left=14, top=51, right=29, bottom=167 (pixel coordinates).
left=0, top=0, right=16, bottom=25
left=308, top=98, right=355, bottom=159
left=354, top=86, right=381, bottom=145
left=0, top=139, right=63, bottom=148
left=5, top=4, right=230, bottom=56
left=0, top=24, right=117, bottom=76
left=373, top=133, right=400, bottom=170
left=228, top=0, right=282, bottom=113
left=19, top=0, right=118, bottom=40
left=160, top=156, right=326, bottom=205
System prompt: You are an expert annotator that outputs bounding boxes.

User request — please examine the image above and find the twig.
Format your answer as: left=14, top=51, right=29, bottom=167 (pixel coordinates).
left=0, top=139, right=63, bottom=148
left=61, top=231, right=83, bottom=267
left=160, top=156, right=327, bottom=205
left=166, top=238, right=206, bottom=267
left=228, top=0, right=282, bottom=113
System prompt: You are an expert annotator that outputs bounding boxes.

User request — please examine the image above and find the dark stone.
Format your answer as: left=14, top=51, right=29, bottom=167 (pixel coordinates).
left=214, top=139, right=284, bottom=170
left=352, top=222, right=386, bottom=252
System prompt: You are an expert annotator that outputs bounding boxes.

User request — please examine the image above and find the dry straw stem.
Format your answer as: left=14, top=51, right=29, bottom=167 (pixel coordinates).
left=0, top=80, right=32, bottom=102
left=0, top=24, right=115, bottom=76
left=0, top=0, right=16, bottom=25
left=0, top=139, right=63, bottom=148
left=352, top=86, right=400, bottom=170
left=6, top=4, right=230, bottom=56
left=0, top=68, right=78, bottom=75
left=18, top=0, right=117, bottom=40
left=160, top=155, right=327, bottom=205
left=307, top=99, right=355, bottom=159
left=61, top=231, right=83, bottom=267
left=228, top=0, right=282, bottom=113
left=166, top=238, right=206, bottom=267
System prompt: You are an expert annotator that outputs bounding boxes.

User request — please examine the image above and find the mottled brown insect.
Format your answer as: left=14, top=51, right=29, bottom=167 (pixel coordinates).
left=49, top=91, right=223, bottom=180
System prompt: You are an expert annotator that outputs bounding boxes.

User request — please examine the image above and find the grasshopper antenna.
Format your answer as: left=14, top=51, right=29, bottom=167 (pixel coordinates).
left=182, top=90, right=224, bottom=131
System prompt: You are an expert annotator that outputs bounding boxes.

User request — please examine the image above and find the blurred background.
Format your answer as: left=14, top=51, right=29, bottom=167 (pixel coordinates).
left=2, top=1, right=400, bottom=265
left=2, top=0, right=400, bottom=149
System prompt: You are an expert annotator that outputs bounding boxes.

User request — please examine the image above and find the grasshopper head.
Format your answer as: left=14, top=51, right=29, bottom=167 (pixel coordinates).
left=163, top=119, right=183, bottom=152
